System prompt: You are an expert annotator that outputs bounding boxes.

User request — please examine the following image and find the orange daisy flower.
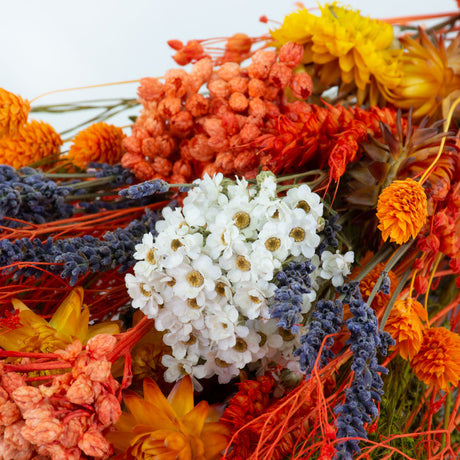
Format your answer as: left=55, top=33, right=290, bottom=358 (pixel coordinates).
left=67, top=122, right=126, bottom=169
left=0, top=120, right=62, bottom=169
left=411, top=327, right=460, bottom=392
left=0, top=88, right=30, bottom=138
left=108, top=376, right=229, bottom=459
left=384, top=297, right=427, bottom=360
left=376, top=178, right=427, bottom=244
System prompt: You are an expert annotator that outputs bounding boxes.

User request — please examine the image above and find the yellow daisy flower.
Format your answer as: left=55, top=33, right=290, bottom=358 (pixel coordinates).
left=271, top=3, right=402, bottom=104
left=0, top=288, right=120, bottom=353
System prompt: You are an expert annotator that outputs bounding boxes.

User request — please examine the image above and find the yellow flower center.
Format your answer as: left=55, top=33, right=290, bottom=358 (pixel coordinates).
left=289, top=227, right=305, bottom=242
left=186, top=270, right=204, bottom=287
left=146, top=248, right=156, bottom=264
left=215, top=357, right=232, bottom=367
left=236, top=255, right=251, bottom=271
left=265, top=236, right=281, bottom=252
left=233, top=338, right=248, bottom=352
left=215, top=282, right=227, bottom=296
left=139, top=284, right=151, bottom=297
left=278, top=327, right=295, bottom=341
left=296, top=200, right=311, bottom=213
left=170, top=239, right=183, bottom=251
left=187, top=298, right=201, bottom=309
left=233, top=211, right=251, bottom=229
left=249, top=294, right=262, bottom=304
left=258, top=332, right=267, bottom=346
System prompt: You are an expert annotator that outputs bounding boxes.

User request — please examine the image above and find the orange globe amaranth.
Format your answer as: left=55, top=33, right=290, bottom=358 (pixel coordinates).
left=68, top=122, right=126, bottom=169
left=0, top=120, right=62, bottom=169
left=411, top=327, right=460, bottom=391
left=0, top=88, right=30, bottom=138
left=376, top=178, right=427, bottom=245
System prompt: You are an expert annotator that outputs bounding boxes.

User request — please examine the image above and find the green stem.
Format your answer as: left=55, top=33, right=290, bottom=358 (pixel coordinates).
left=441, top=391, right=452, bottom=452
left=380, top=268, right=412, bottom=331
left=366, top=239, right=415, bottom=308
left=67, top=176, right=116, bottom=190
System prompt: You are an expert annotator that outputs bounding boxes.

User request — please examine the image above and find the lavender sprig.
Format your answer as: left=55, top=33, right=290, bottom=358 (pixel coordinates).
left=0, top=209, right=159, bottom=285
left=334, top=282, right=395, bottom=459
left=269, top=260, right=315, bottom=333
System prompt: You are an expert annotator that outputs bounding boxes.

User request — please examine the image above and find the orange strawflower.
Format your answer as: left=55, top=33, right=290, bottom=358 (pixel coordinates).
left=376, top=178, right=427, bottom=244
left=0, top=120, right=62, bottom=169
left=411, top=327, right=460, bottom=391
left=0, top=88, right=30, bottom=138
left=108, top=376, right=229, bottom=459
left=67, top=122, right=125, bottom=169
left=384, top=297, right=427, bottom=360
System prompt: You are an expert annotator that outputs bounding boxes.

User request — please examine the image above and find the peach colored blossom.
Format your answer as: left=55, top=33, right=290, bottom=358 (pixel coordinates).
left=54, top=340, right=83, bottom=363
left=66, top=375, right=94, bottom=405
left=137, top=77, right=165, bottom=102
left=279, top=42, right=304, bottom=68
left=164, top=68, right=190, bottom=98
left=21, top=420, right=63, bottom=445
left=86, top=334, right=117, bottom=360
left=217, top=62, right=241, bottom=81
left=208, top=78, right=230, bottom=98
left=11, top=387, right=43, bottom=412
left=95, top=393, right=122, bottom=427
left=1, top=372, right=26, bottom=395
left=78, top=428, right=112, bottom=458
left=0, top=400, right=21, bottom=426
left=158, top=97, right=182, bottom=118
left=60, top=417, right=87, bottom=449
left=229, top=92, right=249, bottom=112
left=185, top=93, right=209, bottom=117
left=269, top=62, right=293, bottom=88
left=228, top=76, right=249, bottom=94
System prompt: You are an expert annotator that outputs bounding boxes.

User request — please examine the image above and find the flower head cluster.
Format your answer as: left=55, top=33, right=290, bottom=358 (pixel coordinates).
left=0, top=165, right=73, bottom=227
left=270, top=3, right=401, bottom=104
left=411, top=327, right=460, bottom=392
left=0, top=88, right=30, bottom=138
left=334, top=282, right=394, bottom=458
left=376, top=178, right=428, bottom=245
left=109, top=375, right=229, bottom=459
left=67, top=122, right=126, bottom=169
left=0, top=209, right=159, bottom=285
left=126, top=173, right=326, bottom=384
left=0, top=120, right=62, bottom=169
left=0, top=334, right=121, bottom=459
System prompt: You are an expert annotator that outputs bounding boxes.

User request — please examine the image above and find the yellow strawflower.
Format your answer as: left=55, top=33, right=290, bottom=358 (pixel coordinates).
left=271, top=3, right=402, bottom=105
left=0, top=288, right=120, bottom=353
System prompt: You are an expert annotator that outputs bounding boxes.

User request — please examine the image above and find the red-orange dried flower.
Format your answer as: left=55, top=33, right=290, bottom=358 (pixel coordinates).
left=411, top=327, right=460, bottom=391
left=0, top=120, right=62, bottom=169
left=0, top=88, right=30, bottom=138
left=377, top=178, right=428, bottom=245
left=137, top=77, right=165, bottom=102
left=67, top=122, right=125, bottom=169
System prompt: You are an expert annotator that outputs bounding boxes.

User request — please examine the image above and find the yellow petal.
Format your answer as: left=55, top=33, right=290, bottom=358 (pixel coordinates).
left=49, top=288, right=85, bottom=338
left=181, top=400, right=209, bottom=437
left=143, top=378, right=177, bottom=420
left=86, top=321, right=120, bottom=343
left=168, top=376, right=194, bottom=418
left=124, top=391, right=175, bottom=428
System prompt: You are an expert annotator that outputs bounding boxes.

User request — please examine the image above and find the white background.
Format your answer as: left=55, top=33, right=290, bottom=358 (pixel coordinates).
left=1, top=0, right=457, bottom=131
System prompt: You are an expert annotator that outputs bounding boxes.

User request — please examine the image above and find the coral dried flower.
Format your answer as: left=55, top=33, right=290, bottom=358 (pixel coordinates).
left=0, top=88, right=30, bottom=138
left=384, top=297, right=427, bottom=360
left=67, top=122, right=126, bottom=169
left=376, top=178, right=427, bottom=244
left=0, top=120, right=62, bottom=169
left=108, top=376, right=229, bottom=459
left=411, top=327, right=460, bottom=391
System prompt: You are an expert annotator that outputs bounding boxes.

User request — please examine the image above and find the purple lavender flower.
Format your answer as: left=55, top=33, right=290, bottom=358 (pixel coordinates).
left=270, top=260, right=315, bottom=333
left=334, top=283, right=394, bottom=459
left=119, top=179, right=170, bottom=199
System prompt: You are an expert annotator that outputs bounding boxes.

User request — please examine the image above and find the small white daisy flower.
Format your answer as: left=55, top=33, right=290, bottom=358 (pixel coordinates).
left=286, top=209, right=321, bottom=258
left=320, top=250, right=354, bottom=287
left=233, top=281, right=270, bottom=320
left=283, top=183, right=324, bottom=222
left=161, top=353, right=199, bottom=382
left=125, top=272, right=166, bottom=317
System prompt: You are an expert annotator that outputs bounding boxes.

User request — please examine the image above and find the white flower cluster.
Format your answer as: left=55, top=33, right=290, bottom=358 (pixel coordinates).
left=126, top=173, right=354, bottom=384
